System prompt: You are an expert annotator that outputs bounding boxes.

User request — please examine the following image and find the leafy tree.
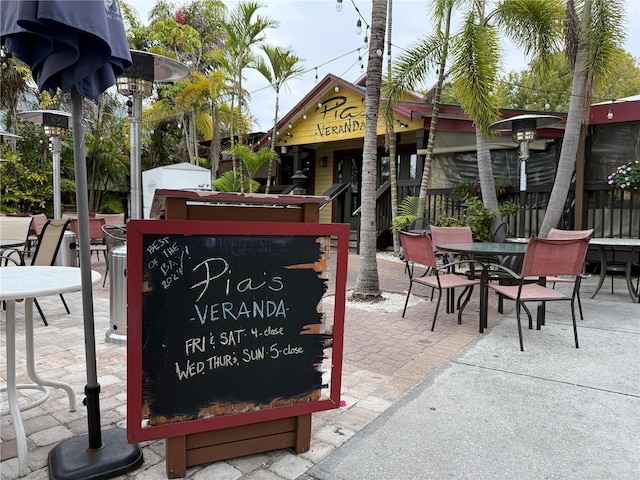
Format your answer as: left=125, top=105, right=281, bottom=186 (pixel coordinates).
left=254, top=44, right=304, bottom=193
left=540, top=0, right=626, bottom=236
left=214, top=144, right=275, bottom=193
left=498, top=49, right=640, bottom=111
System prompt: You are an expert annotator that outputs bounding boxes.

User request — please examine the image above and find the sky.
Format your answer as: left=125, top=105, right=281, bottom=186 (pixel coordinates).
left=129, top=0, right=640, bottom=131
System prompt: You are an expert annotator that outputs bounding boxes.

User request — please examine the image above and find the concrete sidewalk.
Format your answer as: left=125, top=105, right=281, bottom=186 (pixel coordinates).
left=303, top=284, right=640, bottom=480
left=1, top=252, right=638, bottom=479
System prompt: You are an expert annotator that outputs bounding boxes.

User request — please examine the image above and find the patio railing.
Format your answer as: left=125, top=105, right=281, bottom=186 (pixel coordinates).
left=375, top=181, right=640, bottom=246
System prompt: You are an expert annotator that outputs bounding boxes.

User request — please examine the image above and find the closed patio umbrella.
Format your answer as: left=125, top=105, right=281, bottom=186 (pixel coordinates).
left=1, top=1, right=142, bottom=478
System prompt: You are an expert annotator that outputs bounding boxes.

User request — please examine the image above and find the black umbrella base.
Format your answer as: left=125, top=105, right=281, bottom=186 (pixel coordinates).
left=48, top=428, right=143, bottom=480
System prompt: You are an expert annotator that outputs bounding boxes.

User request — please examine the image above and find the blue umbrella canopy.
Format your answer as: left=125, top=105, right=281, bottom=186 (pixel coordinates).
left=1, top=0, right=131, bottom=101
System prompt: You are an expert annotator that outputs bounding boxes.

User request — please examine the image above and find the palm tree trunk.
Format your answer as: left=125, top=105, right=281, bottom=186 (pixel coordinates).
left=353, top=0, right=387, bottom=299
left=539, top=0, right=591, bottom=237
left=386, top=0, right=401, bottom=255
left=266, top=88, right=280, bottom=195
left=417, top=2, right=452, bottom=221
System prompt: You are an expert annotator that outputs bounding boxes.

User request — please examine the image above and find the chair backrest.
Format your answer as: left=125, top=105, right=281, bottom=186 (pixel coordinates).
left=95, top=213, right=125, bottom=226
left=521, top=237, right=591, bottom=279
left=31, top=219, right=70, bottom=266
left=69, top=217, right=105, bottom=242
left=492, top=222, right=509, bottom=243
left=399, top=231, right=438, bottom=269
left=102, top=224, right=127, bottom=254
left=547, top=228, right=594, bottom=240
left=430, top=226, right=473, bottom=251
left=30, top=213, right=48, bottom=236
left=0, top=215, right=33, bottom=246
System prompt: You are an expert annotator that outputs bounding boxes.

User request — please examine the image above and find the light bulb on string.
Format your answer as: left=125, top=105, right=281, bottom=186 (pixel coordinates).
left=356, top=19, right=362, bottom=35
left=335, top=0, right=343, bottom=12
left=335, top=85, right=339, bottom=92
left=315, top=67, right=318, bottom=82
left=364, top=26, right=369, bottom=44
left=607, top=101, right=614, bottom=120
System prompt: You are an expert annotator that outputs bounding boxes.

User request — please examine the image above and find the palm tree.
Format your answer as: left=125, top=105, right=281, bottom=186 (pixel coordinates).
left=539, top=0, right=625, bottom=237
left=222, top=1, right=278, bottom=189
left=215, top=144, right=276, bottom=193
left=383, top=0, right=454, bottom=227
left=386, top=0, right=563, bottom=234
left=254, top=45, right=304, bottom=194
left=353, top=0, right=387, bottom=300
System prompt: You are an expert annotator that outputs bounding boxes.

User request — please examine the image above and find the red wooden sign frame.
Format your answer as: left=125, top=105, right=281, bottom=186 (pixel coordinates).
left=126, top=220, right=349, bottom=443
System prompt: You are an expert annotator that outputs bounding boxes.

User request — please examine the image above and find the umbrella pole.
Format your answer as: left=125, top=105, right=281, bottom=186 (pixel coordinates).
left=48, top=88, right=142, bottom=480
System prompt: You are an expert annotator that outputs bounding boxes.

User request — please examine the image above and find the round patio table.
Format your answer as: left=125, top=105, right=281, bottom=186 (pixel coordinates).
left=436, top=242, right=527, bottom=332
left=0, top=266, right=101, bottom=476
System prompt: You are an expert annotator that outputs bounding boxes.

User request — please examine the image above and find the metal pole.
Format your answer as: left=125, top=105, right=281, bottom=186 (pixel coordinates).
left=70, top=88, right=102, bottom=449
left=130, top=95, right=143, bottom=219
left=518, top=140, right=530, bottom=238
left=51, top=136, right=62, bottom=219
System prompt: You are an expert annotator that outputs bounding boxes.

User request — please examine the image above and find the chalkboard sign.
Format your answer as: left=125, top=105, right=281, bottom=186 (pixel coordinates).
left=126, top=220, right=349, bottom=442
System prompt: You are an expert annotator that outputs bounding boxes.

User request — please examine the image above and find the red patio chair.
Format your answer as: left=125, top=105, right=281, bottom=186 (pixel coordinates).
left=543, top=228, right=594, bottom=320
left=488, top=237, right=590, bottom=351
left=399, top=231, right=480, bottom=331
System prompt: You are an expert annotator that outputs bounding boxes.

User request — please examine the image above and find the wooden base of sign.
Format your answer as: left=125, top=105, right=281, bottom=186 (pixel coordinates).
left=165, top=414, right=312, bottom=478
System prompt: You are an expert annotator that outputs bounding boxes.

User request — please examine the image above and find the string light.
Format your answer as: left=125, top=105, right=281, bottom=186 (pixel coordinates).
left=335, top=84, right=340, bottom=92
left=335, top=0, right=343, bottom=12
left=607, top=100, right=614, bottom=119
left=356, top=19, right=362, bottom=35
left=364, top=26, right=369, bottom=44
left=315, top=67, right=318, bottom=82
left=545, top=91, right=550, bottom=110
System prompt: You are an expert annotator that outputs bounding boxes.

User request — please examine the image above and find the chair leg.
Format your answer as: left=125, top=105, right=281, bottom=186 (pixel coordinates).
left=402, top=281, right=414, bottom=318
left=431, top=289, right=443, bottom=331
left=60, top=294, right=70, bottom=314
left=34, top=299, right=48, bottom=327
left=576, top=289, right=584, bottom=320
left=515, top=300, right=524, bottom=351
left=456, top=286, right=474, bottom=325
left=103, top=260, right=109, bottom=287
left=571, top=300, right=579, bottom=348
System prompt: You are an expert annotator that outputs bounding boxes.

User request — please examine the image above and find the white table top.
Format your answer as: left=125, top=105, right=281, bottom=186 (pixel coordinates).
left=0, top=266, right=100, bottom=300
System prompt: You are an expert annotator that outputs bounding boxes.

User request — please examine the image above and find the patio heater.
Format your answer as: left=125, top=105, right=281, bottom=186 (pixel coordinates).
left=116, top=50, right=189, bottom=219
left=17, top=110, right=71, bottom=219
left=489, top=114, right=562, bottom=237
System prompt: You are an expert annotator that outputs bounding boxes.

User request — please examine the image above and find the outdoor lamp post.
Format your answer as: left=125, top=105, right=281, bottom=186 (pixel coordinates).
left=17, top=110, right=71, bottom=219
left=116, top=50, right=189, bottom=219
left=489, top=114, right=562, bottom=237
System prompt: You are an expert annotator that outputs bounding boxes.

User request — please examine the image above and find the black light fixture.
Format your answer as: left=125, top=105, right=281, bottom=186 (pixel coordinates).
left=489, top=114, right=562, bottom=237
left=291, top=169, right=308, bottom=194
left=319, top=156, right=328, bottom=168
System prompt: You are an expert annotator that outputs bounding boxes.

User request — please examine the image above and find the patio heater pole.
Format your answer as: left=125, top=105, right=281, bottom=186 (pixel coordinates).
left=489, top=114, right=562, bottom=237
left=116, top=51, right=189, bottom=220
left=17, top=110, right=71, bottom=219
